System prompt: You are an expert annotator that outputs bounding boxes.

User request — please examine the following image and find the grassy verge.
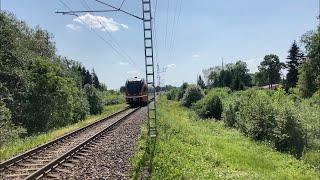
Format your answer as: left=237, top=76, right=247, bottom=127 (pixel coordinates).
left=0, top=103, right=126, bottom=161
left=131, top=97, right=319, bottom=179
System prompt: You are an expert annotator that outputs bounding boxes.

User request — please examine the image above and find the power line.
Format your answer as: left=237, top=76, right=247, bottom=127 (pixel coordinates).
left=164, top=0, right=170, bottom=49
left=119, top=0, right=126, bottom=9
left=79, top=0, right=142, bottom=71
left=93, top=0, right=142, bottom=20
left=153, top=0, right=159, bottom=63
left=58, top=0, right=140, bottom=70
left=167, top=0, right=179, bottom=59
left=168, top=0, right=183, bottom=62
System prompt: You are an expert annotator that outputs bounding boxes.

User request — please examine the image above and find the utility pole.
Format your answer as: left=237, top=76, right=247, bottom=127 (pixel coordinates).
left=157, top=63, right=160, bottom=90
left=156, top=63, right=167, bottom=93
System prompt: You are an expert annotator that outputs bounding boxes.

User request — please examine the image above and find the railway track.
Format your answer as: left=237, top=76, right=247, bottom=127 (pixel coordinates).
left=0, top=106, right=140, bottom=180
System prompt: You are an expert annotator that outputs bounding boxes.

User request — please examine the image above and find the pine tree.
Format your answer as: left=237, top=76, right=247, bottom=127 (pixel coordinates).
left=92, top=69, right=100, bottom=89
left=80, top=67, right=87, bottom=86
left=85, top=70, right=93, bottom=85
left=286, top=41, right=304, bottom=89
left=197, top=75, right=206, bottom=89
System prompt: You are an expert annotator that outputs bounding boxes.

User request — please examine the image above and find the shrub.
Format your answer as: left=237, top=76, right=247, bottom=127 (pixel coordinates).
left=167, top=88, right=178, bottom=100
left=72, top=89, right=90, bottom=122
left=273, top=105, right=305, bottom=158
left=0, top=100, right=26, bottom=146
left=84, top=84, right=104, bottom=115
left=194, top=95, right=223, bottom=119
left=236, top=91, right=277, bottom=141
left=181, top=85, right=204, bottom=107
left=176, top=82, right=189, bottom=100
left=224, top=101, right=240, bottom=127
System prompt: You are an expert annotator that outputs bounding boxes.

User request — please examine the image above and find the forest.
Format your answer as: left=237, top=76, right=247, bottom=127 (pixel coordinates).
left=0, top=12, right=123, bottom=147
left=166, top=23, right=320, bottom=169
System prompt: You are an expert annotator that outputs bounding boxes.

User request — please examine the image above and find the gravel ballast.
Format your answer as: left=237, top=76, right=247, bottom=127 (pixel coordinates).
left=48, top=107, right=147, bottom=179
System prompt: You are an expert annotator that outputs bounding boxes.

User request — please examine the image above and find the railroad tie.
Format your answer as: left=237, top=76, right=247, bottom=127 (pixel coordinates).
left=77, top=152, right=89, bottom=156
left=19, top=163, right=44, bottom=167
left=10, top=167, right=39, bottom=172
left=68, top=159, right=80, bottom=163
left=54, top=168, right=71, bottom=174
left=61, top=163, right=75, bottom=168
left=46, top=173, right=60, bottom=179
left=4, top=173, right=29, bottom=178
left=73, top=155, right=86, bottom=160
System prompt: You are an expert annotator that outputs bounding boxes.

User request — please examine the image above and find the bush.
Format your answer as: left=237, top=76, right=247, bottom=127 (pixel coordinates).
left=194, top=95, right=223, bottom=119
left=273, top=106, right=305, bottom=158
left=84, top=84, right=104, bottom=115
left=236, top=91, right=277, bottom=141
left=176, top=82, right=189, bottom=100
left=224, top=101, right=240, bottom=127
left=167, top=88, right=178, bottom=100
left=72, top=89, right=90, bottom=122
left=0, top=100, right=25, bottom=146
left=181, top=85, right=204, bottom=107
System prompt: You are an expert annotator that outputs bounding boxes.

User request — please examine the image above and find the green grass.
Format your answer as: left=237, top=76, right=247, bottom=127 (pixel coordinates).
left=0, top=103, right=126, bottom=161
left=131, top=98, right=319, bottom=179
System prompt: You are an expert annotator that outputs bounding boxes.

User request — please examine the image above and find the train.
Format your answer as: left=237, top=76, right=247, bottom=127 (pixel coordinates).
left=125, top=77, right=148, bottom=106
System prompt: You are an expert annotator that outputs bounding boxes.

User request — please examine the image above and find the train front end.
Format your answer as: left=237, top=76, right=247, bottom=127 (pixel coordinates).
left=125, top=77, right=147, bottom=106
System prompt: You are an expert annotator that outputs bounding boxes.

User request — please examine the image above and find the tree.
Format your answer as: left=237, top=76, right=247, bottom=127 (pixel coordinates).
left=85, top=70, right=93, bottom=85
left=286, top=41, right=304, bottom=89
left=298, top=26, right=320, bottom=97
left=92, top=69, right=101, bottom=89
left=120, top=86, right=126, bottom=93
left=84, top=84, right=103, bottom=115
left=253, top=71, right=268, bottom=86
left=231, top=61, right=252, bottom=90
left=258, top=54, right=283, bottom=88
left=197, top=75, right=206, bottom=89
left=203, top=61, right=251, bottom=90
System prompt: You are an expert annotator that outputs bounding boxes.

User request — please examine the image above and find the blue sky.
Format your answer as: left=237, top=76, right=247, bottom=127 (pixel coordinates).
left=2, top=0, right=319, bottom=89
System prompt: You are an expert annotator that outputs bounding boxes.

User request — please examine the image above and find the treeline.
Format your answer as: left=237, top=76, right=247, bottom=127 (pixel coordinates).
left=166, top=24, right=320, bottom=169
left=0, top=12, right=118, bottom=146
left=200, top=25, right=319, bottom=97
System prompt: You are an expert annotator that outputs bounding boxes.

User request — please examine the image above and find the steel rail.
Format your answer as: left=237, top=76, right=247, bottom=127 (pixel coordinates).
left=25, top=107, right=140, bottom=180
left=0, top=106, right=130, bottom=171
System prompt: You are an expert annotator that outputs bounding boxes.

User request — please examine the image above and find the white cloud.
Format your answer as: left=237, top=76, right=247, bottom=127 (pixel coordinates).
left=120, top=24, right=129, bottom=29
left=192, top=54, right=200, bottom=59
left=119, top=62, right=129, bottom=66
left=66, top=24, right=81, bottom=30
left=165, top=64, right=176, bottom=69
left=73, top=13, right=128, bottom=32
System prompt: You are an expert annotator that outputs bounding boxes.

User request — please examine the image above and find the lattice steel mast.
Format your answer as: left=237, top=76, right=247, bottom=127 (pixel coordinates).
left=142, top=0, right=157, bottom=138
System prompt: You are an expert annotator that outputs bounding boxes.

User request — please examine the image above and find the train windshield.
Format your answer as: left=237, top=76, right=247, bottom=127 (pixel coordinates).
left=127, top=81, right=143, bottom=95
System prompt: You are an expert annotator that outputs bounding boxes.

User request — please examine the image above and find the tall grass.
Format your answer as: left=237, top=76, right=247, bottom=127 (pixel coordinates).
left=0, top=103, right=126, bottom=161
left=131, top=97, right=319, bottom=179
